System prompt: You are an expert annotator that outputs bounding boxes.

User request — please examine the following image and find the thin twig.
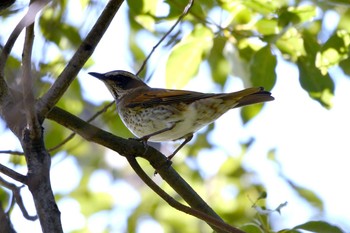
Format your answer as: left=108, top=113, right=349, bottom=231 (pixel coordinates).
left=136, top=0, right=194, bottom=78
left=36, top=0, right=124, bottom=120
left=48, top=101, right=114, bottom=152
left=22, top=18, right=41, bottom=136
left=0, top=176, right=37, bottom=221
left=0, top=164, right=27, bottom=184
left=0, top=150, right=24, bottom=156
left=0, top=0, right=49, bottom=76
left=126, top=155, right=246, bottom=233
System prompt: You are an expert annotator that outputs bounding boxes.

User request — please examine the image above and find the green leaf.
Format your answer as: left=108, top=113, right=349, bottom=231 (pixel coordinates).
left=242, top=0, right=282, bottom=15
left=240, top=45, right=276, bottom=123
left=208, top=36, right=230, bottom=86
left=293, top=221, right=345, bottom=233
left=39, top=9, right=82, bottom=48
left=338, top=9, right=350, bottom=31
left=316, top=30, right=350, bottom=75
left=298, top=57, right=334, bottom=109
left=276, top=28, right=306, bottom=61
left=255, top=18, right=279, bottom=35
left=166, top=0, right=207, bottom=20
left=298, top=32, right=334, bottom=108
left=285, top=179, right=324, bottom=211
left=166, top=25, right=213, bottom=88
left=250, top=45, right=277, bottom=90
left=127, top=0, right=158, bottom=15
left=240, top=223, right=264, bottom=233
left=240, top=104, right=263, bottom=124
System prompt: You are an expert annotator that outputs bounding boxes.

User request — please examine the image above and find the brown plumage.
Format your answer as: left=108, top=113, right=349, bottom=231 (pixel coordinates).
left=89, top=70, right=274, bottom=159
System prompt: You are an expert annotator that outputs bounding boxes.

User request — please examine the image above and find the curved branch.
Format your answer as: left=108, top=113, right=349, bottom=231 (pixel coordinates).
left=0, top=0, right=50, bottom=76
left=36, top=0, right=124, bottom=120
left=46, top=106, right=244, bottom=233
left=0, top=176, right=37, bottom=221
left=126, top=155, right=245, bottom=233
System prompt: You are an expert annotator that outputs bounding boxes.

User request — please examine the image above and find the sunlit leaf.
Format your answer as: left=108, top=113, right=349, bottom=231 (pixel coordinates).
left=242, top=0, right=282, bottom=15
left=276, top=28, right=306, bottom=61
left=255, top=18, right=279, bottom=35
left=316, top=30, right=350, bottom=75
left=166, top=25, right=213, bottom=88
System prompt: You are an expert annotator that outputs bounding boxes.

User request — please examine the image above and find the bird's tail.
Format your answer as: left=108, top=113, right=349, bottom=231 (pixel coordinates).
left=224, top=87, right=274, bottom=108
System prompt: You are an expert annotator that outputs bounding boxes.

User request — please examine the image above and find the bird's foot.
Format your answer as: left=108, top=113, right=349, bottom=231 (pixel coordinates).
left=129, top=137, right=150, bottom=156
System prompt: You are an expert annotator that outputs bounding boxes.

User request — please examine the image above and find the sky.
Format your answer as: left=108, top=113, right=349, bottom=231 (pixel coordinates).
left=1, top=1, right=350, bottom=233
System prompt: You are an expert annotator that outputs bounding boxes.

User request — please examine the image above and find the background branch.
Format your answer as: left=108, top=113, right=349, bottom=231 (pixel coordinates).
left=126, top=155, right=245, bottom=233
left=0, top=201, right=16, bottom=233
left=0, top=176, right=37, bottom=221
left=0, top=164, right=27, bottom=184
left=36, top=0, right=124, bottom=119
left=22, top=20, right=40, bottom=136
left=0, top=0, right=49, bottom=76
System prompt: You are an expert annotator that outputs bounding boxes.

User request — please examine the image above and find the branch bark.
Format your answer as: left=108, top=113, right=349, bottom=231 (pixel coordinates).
left=0, top=202, right=16, bottom=233
left=47, top=106, right=246, bottom=233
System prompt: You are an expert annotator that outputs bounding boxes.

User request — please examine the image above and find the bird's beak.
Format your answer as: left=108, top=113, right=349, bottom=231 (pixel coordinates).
left=88, top=72, right=105, bottom=80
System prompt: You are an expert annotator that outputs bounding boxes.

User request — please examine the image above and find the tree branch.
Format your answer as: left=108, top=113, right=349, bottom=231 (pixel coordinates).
left=0, top=164, right=27, bottom=184
left=0, top=176, right=37, bottom=221
left=46, top=106, right=244, bottom=232
left=0, top=0, right=50, bottom=77
left=22, top=18, right=41, bottom=137
left=36, top=0, right=124, bottom=120
left=126, top=155, right=245, bottom=233
left=0, top=151, right=24, bottom=156
left=0, top=200, right=16, bottom=233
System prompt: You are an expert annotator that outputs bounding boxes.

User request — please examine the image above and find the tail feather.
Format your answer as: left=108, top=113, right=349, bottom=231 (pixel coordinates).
left=224, top=87, right=274, bottom=108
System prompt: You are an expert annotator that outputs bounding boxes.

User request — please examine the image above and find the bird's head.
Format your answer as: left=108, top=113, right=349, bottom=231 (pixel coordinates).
left=88, top=70, right=148, bottom=99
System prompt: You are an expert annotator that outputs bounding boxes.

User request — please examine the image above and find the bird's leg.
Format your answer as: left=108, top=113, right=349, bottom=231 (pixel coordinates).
left=167, top=133, right=193, bottom=161
left=132, top=122, right=178, bottom=150
left=137, top=122, right=177, bottom=141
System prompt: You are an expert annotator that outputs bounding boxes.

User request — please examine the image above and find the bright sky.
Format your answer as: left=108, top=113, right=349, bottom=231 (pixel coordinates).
left=1, top=1, right=350, bottom=233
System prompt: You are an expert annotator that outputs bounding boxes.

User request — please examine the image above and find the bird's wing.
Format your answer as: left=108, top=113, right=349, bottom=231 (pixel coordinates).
left=125, top=87, right=273, bottom=108
left=125, top=88, right=217, bottom=108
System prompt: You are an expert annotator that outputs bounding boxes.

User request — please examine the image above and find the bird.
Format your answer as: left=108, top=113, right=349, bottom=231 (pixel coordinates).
left=89, top=70, right=274, bottom=160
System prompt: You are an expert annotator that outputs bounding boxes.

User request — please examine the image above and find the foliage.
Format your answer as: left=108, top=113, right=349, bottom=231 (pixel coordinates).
left=0, top=0, right=349, bottom=233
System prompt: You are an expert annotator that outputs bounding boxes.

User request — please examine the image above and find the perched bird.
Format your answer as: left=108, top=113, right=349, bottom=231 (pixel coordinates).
left=89, top=70, right=274, bottom=160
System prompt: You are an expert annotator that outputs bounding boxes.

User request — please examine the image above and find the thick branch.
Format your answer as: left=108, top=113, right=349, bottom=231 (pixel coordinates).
left=36, top=0, right=124, bottom=120
left=47, top=106, right=235, bottom=232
